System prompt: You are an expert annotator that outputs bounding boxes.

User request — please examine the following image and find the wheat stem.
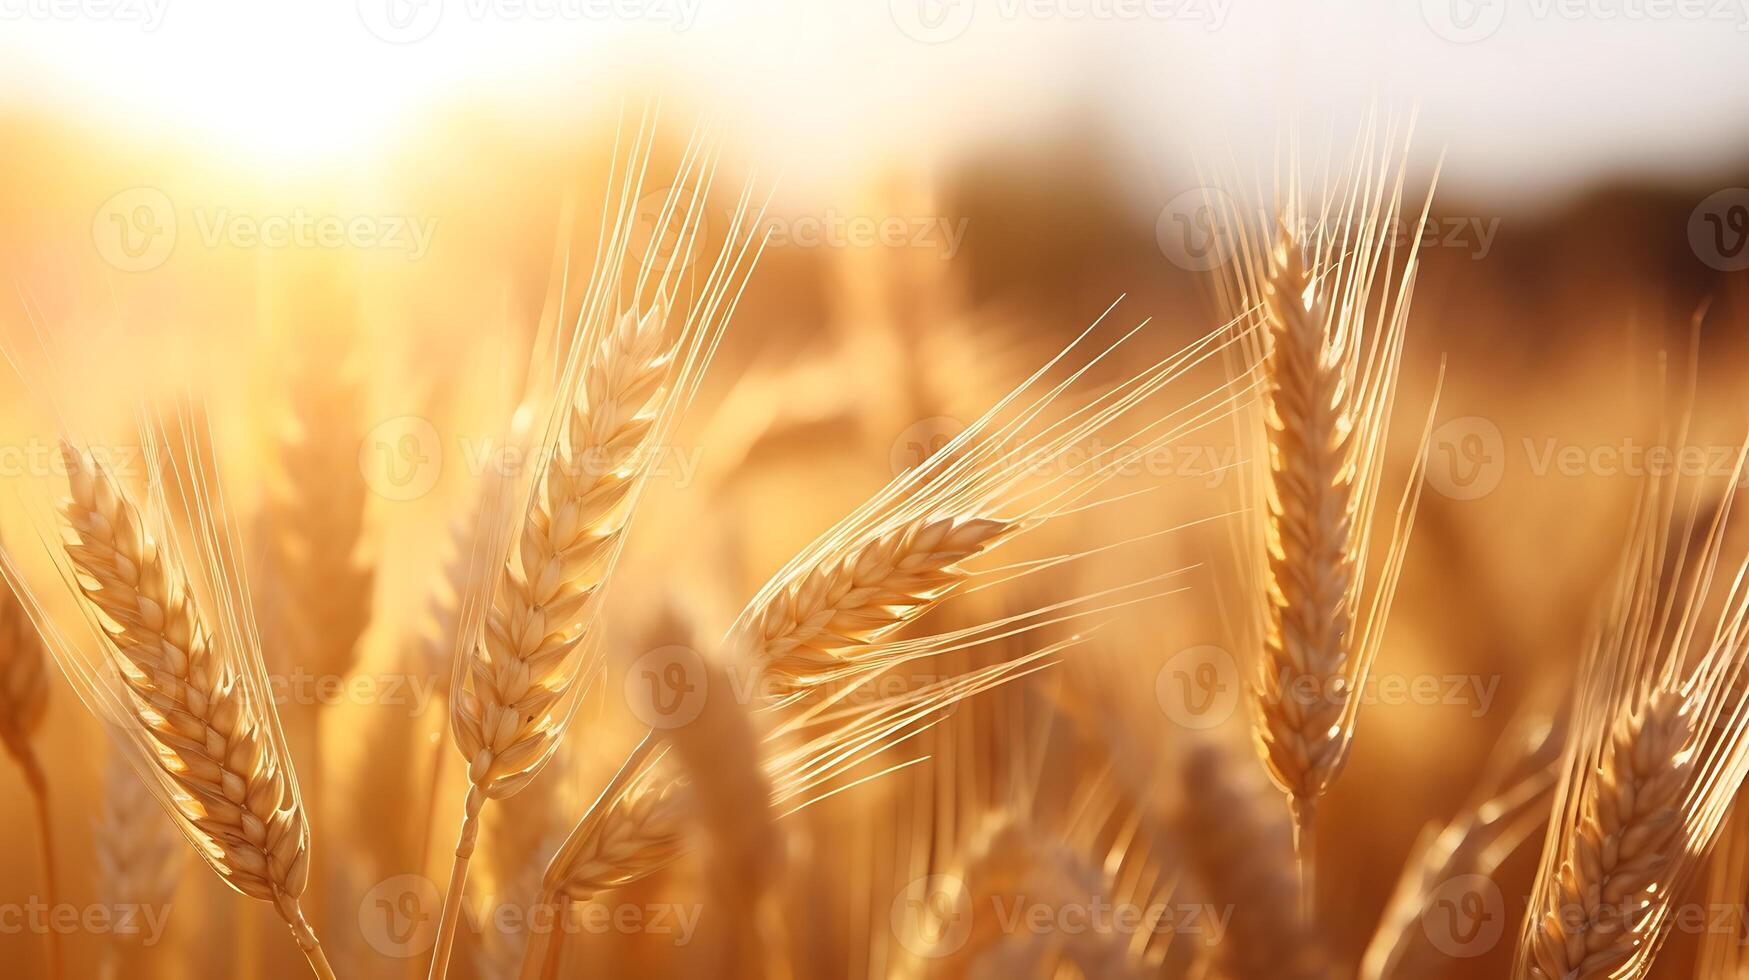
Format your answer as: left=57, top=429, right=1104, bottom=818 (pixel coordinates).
left=428, top=786, right=487, bottom=980
left=1291, top=795, right=1316, bottom=927
left=14, top=742, right=63, bottom=980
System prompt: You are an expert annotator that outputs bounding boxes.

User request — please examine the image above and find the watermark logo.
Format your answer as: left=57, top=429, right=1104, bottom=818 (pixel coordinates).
left=624, top=645, right=709, bottom=729
left=1423, top=874, right=1505, bottom=958
left=890, top=416, right=967, bottom=476
left=1422, top=0, right=1507, bottom=41
left=891, top=873, right=973, bottom=957
left=1425, top=415, right=1506, bottom=501
left=1689, top=188, right=1749, bottom=272
left=1156, top=187, right=1239, bottom=272
left=890, top=0, right=976, bottom=42
left=359, top=0, right=445, bottom=41
left=93, top=187, right=177, bottom=273
left=359, top=874, right=441, bottom=958
left=1155, top=645, right=1240, bottom=729
left=0, top=898, right=171, bottom=945
left=753, top=209, right=971, bottom=259
left=0, top=0, right=168, bottom=28
left=630, top=188, right=708, bottom=275
left=359, top=416, right=444, bottom=502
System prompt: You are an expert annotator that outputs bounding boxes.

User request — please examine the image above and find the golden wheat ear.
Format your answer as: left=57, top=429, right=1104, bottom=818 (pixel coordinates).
left=1207, top=119, right=1439, bottom=908
left=424, top=116, right=768, bottom=980
left=1515, top=432, right=1749, bottom=980
left=727, top=298, right=1254, bottom=704
left=0, top=417, right=336, bottom=979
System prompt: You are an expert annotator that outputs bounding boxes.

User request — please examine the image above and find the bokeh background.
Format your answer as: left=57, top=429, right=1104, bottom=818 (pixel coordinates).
left=0, top=1, right=1747, bottom=977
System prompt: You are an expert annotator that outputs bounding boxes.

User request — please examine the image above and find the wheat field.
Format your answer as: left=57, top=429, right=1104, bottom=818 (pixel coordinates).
left=0, top=13, right=1747, bottom=980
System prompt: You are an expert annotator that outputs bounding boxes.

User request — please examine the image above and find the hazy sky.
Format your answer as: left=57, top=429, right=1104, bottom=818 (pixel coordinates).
left=1, top=0, right=1745, bottom=206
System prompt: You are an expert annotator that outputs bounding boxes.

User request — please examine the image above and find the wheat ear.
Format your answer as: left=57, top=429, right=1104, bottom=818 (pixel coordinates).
left=1531, top=692, right=1691, bottom=978
left=748, top=514, right=1018, bottom=689
left=428, top=298, right=676, bottom=979
left=0, top=572, right=60, bottom=980
left=1212, top=127, right=1437, bottom=912
left=56, top=443, right=335, bottom=979
left=1517, top=436, right=1749, bottom=979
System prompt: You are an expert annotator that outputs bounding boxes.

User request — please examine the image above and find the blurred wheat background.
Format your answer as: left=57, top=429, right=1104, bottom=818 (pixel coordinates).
left=0, top=2, right=1746, bottom=979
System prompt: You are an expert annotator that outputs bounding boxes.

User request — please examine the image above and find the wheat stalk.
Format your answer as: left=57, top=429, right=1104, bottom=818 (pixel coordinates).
left=53, top=442, right=335, bottom=979
left=0, top=568, right=60, bottom=980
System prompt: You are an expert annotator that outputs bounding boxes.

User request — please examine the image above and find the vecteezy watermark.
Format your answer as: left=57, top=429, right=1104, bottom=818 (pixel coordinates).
left=890, top=416, right=968, bottom=476
left=268, top=668, right=442, bottom=716
left=193, top=208, right=437, bottom=259
left=0, top=439, right=146, bottom=480
left=889, top=873, right=1233, bottom=958
left=617, top=643, right=978, bottom=727
left=0, top=0, right=168, bottom=28
left=92, top=188, right=177, bottom=273
left=890, top=0, right=1229, bottom=43
left=359, top=416, right=445, bottom=503
left=358, top=875, right=702, bottom=958
left=624, top=644, right=710, bottom=729
left=1257, top=668, right=1502, bottom=720
left=1155, top=645, right=1242, bottom=731
left=355, top=417, right=706, bottom=502
left=92, top=189, right=439, bottom=271
left=888, top=416, right=1240, bottom=487
left=1157, top=188, right=1501, bottom=272
left=1421, top=874, right=1506, bottom=958
left=630, top=187, right=709, bottom=275
left=1690, top=188, right=1749, bottom=272
left=1425, top=415, right=1507, bottom=502
left=1423, top=0, right=1749, bottom=43
left=1155, top=645, right=1502, bottom=727
left=358, top=0, right=701, bottom=44
left=1426, top=421, right=1749, bottom=502
left=751, top=210, right=972, bottom=261
left=0, top=898, right=172, bottom=945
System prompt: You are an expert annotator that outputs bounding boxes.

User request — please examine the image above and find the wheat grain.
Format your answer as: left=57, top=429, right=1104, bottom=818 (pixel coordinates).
left=56, top=443, right=334, bottom=979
